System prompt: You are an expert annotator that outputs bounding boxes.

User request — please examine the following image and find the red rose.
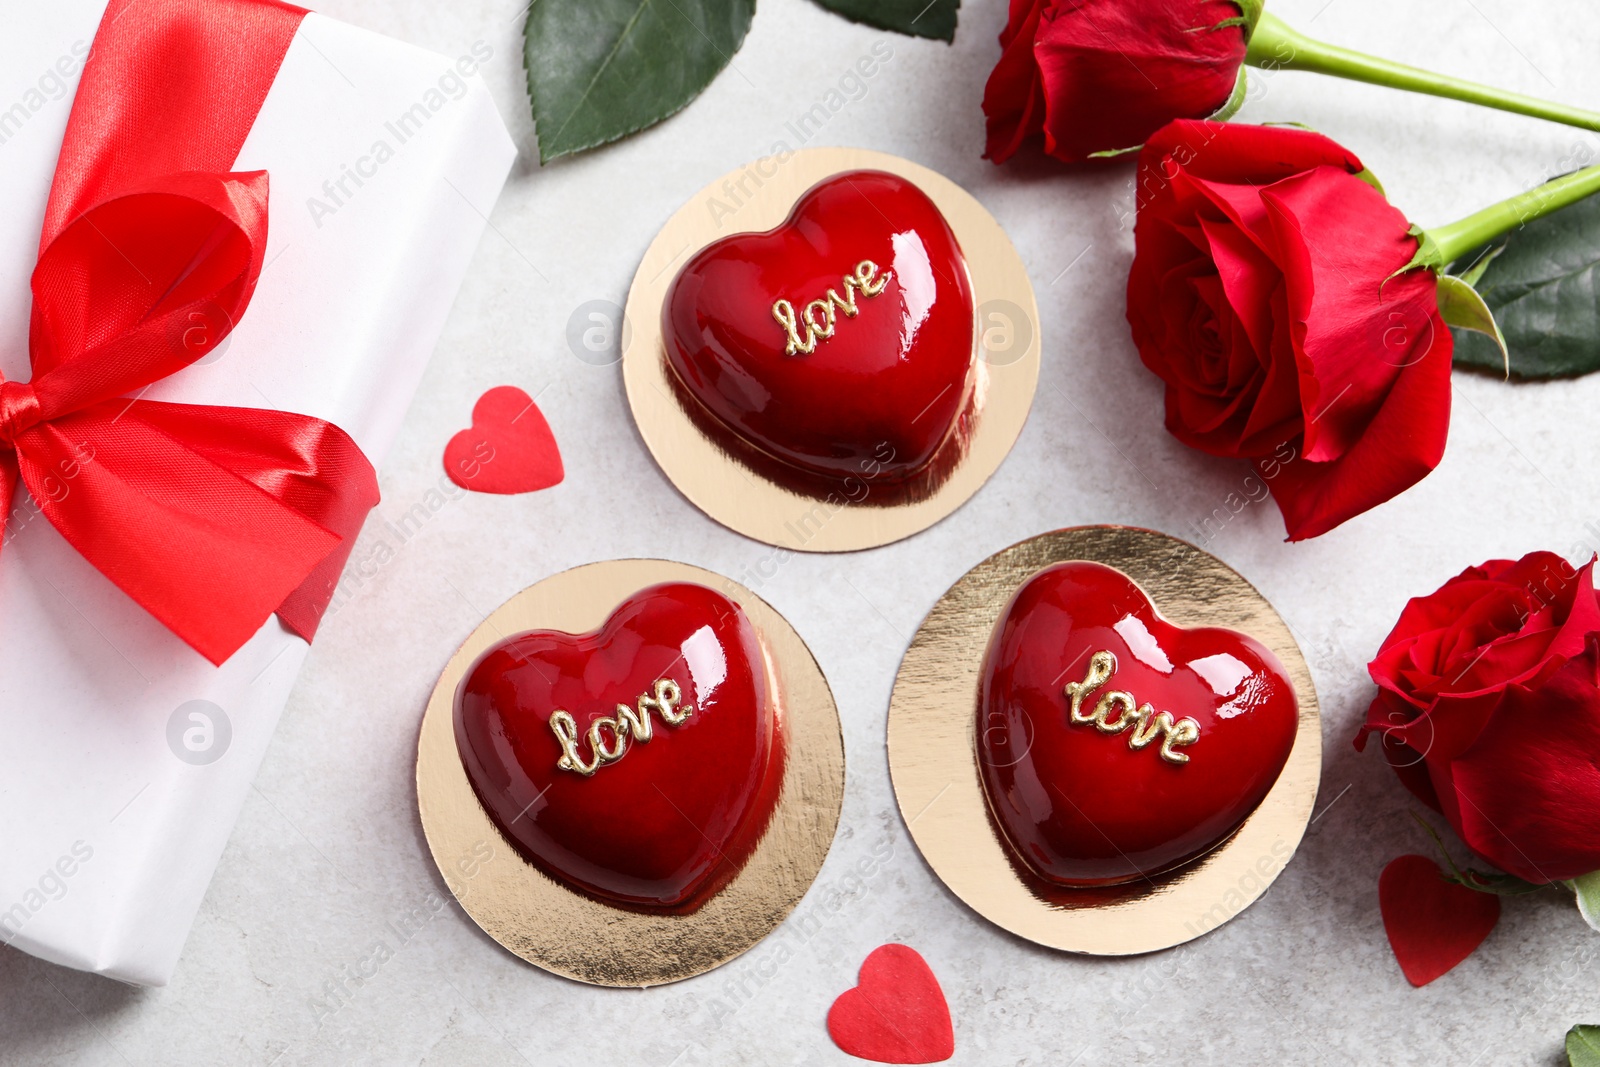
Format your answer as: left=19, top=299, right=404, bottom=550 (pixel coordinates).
left=1358, top=552, right=1600, bottom=884
left=1126, top=119, right=1451, bottom=540
left=983, top=0, right=1250, bottom=164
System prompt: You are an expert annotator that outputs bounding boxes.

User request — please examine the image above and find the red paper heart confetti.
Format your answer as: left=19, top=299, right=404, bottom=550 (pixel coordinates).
left=443, top=385, right=563, bottom=495
left=1379, top=854, right=1500, bottom=987
left=827, top=945, right=954, bottom=1064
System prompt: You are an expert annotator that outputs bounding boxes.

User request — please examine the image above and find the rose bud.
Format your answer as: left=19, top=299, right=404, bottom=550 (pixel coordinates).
left=982, top=1, right=1600, bottom=166
left=1357, top=552, right=1600, bottom=885
left=983, top=0, right=1251, bottom=165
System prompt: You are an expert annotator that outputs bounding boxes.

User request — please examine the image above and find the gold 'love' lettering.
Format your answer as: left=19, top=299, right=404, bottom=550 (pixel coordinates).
left=1062, top=650, right=1201, bottom=765
left=549, top=678, right=693, bottom=777
left=771, top=259, right=889, bottom=356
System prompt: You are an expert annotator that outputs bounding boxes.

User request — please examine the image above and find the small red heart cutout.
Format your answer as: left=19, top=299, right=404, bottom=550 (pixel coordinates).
left=1379, top=854, right=1500, bottom=987
left=444, top=385, right=563, bottom=495
left=978, top=560, right=1299, bottom=886
left=663, top=170, right=974, bottom=485
left=827, top=945, right=954, bottom=1065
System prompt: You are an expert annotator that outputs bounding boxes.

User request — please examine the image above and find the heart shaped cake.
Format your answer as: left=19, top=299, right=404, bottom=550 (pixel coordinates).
left=454, top=582, right=784, bottom=911
left=977, top=561, right=1297, bottom=887
left=662, top=169, right=975, bottom=485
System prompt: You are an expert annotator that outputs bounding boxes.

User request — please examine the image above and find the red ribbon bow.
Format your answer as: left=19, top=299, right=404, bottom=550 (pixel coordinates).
left=6, top=0, right=379, bottom=665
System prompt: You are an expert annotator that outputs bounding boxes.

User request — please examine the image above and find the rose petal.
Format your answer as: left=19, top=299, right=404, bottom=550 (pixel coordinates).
left=982, top=0, right=1051, bottom=163
left=1258, top=168, right=1435, bottom=466
left=1187, top=174, right=1281, bottom=257
left=1034, top=0, right=1247, bottom=162
left=1393, top=688, right=1506, bottom=767
left=1197, top=213, right=1276, bottom=364
left=1260, top=317, right=1450, bottom=541
left=1379, top=855, right=1500, bottom=987
left=1237, top=282, right=1303, bottom=453
left=1449, top=646, right=1600, bottom=882
left=1141, top=119, right=1365, bottom=187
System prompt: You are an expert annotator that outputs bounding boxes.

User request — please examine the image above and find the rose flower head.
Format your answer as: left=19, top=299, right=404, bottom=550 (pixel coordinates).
left=1125, top=119, right=1452, bottom=539
left=1358, top=552, right=1600, bottom=885
left=984, top=0, right=1257, bottom=164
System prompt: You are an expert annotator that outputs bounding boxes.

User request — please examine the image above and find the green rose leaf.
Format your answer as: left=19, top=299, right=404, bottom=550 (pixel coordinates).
left=524, top=0, right=757, bottom=163
left=1451, top=193, right=1600, bottom=378
left=810, top=0, right=959, bottom=41
left=1568, top=1024, right=1600, bottom=1067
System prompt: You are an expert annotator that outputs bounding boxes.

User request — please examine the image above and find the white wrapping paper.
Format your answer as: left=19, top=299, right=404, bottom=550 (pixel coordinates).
left=0, top=1, right=515, bottom=985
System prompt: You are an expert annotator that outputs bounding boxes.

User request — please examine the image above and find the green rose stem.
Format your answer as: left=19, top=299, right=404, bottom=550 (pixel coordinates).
left=1244, top=11, right=1600, bottom=134
left=1420, top=161, right=1600, bottom=267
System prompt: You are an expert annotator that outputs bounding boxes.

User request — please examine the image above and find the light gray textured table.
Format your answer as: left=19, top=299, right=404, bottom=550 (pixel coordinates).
left=4, top=0, right=1597, bottom=1062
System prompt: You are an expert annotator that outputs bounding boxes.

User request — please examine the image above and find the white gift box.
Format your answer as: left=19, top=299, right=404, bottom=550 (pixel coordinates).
left=0, top=1, right=515, bottom=985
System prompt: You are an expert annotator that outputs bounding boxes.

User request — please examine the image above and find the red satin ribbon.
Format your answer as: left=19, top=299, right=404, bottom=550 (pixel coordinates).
left=9, top=0, right=380, bottom=665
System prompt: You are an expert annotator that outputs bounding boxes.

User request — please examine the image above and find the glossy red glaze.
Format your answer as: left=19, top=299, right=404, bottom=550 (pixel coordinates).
left=978, top=561, right=1298, bottom=887
left=663, top=170, right=975, bottom=483
left=454, top=582, right=784, bottom=912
